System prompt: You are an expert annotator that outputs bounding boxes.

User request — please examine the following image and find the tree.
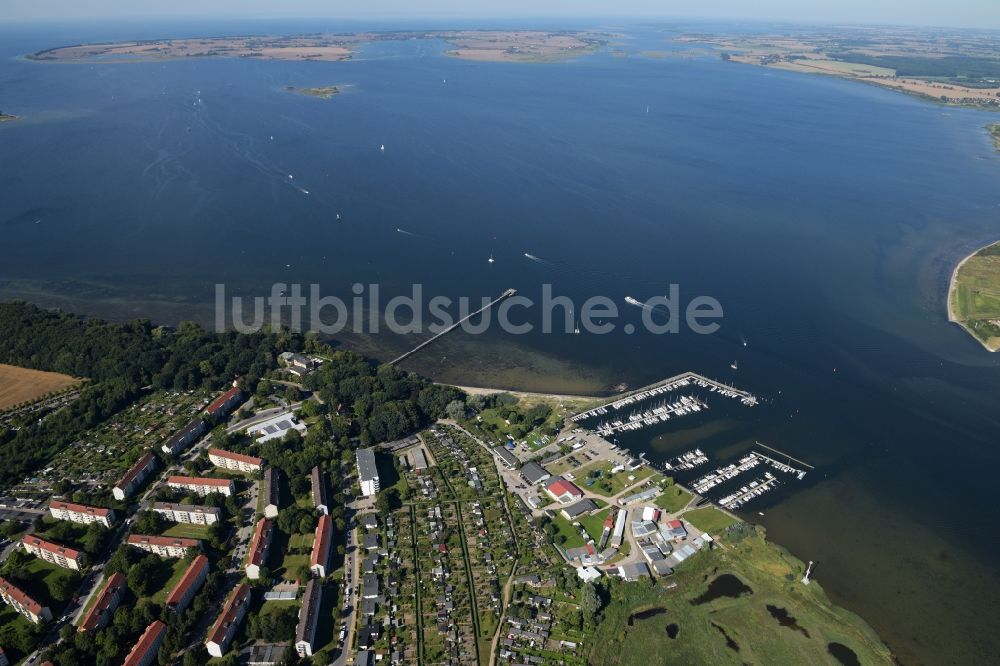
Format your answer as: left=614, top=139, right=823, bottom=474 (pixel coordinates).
left=133, top=510, right=163, bottom=535
left=51, top=573, right=80, bottom=602
left=580, top=582, right=601, bottom=626
left=127, top=556, right=162, bottom=597
left=445, top=399, right=467, bottom=420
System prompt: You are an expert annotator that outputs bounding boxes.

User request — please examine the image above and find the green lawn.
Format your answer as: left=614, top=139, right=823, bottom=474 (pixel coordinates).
left=162, top=523, right=211, bottom=540
left=288, top=533, right=313, bottom=550
left=18, top=557, right=81, bottom=608
left=551, top=515, right=589, bottom=549
left=570, top=461, right=655, bottom=497
left=655, top=485, right=693, bottom=513
left=578, top=508, right=612, bottom=542
left=151, top=558, right=192, bottom=604
left=278, top=554, right=310, bottom=583
left=683, top=507, right=738, bottom=535
left=0, top=604, right=34, bottom=663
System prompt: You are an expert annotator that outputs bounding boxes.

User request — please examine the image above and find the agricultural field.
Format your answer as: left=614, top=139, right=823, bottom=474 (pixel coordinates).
left=949, top=241, right=1000, bottom=351
left=0, top=362, right=80, bottom=410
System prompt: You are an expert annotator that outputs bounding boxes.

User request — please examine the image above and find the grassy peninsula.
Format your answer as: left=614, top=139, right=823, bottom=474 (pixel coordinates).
left=989, top=123, right=1000, bottom=151
left=949, top=240, right=1000, bottom=351
left=588, top=527, right=893, bottom=665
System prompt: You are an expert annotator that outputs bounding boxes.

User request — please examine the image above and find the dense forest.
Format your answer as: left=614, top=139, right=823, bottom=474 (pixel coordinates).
left=829, top=52, right=1000, bottom=84
left=0, top=301, right=461, bottom=489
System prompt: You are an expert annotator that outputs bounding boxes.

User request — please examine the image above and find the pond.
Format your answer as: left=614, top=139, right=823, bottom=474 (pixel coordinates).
left=766, top=604, right=811, bottom=637
left=666, top=623, right=679, bottom=639
left=627, top=607, right=667, bottom=626
left=691, top=573, right=753, bottom=605
left=828, top=642, right=861, bottom=666
left=712, top=622, right=740, bottom=652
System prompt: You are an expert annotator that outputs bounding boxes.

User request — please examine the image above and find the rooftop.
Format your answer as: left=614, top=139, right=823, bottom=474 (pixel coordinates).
left=0, top=575, right=44, bottom=615
left=23, top=535, right=83, bottom=560
left=520, top=461, right=551, bottom=483
left=115, top=451, right=157, bottom=490
left=122, top=620, right=166, bottom=666
left=356, top=447, right=378, bottom=482
left=49, top=500, right=112, bottom=518
left=295, top=579, right=322, bottom=645
left=167, top=475, right=233, bottom=487
left=207, top=583, right=251, bottom=645
left=545, top=477, right=583, bottom=498
left=206, top=386, right=242, bottom=414
left=209, top=448, right=263, bottom=466
left=128, top=534, right=200, bottom=549
left=311, top=514, right=333, bottom=569
left=247, top=518, right=273, bottom=566
left=152, top=501, right=220, bottom=516
left=78, top=571, right=125, bottom=631
left=166, top=554, right=209, bottom=609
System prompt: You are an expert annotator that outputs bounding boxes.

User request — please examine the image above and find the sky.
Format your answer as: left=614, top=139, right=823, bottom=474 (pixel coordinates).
left=2, top=0, right=1000, bottom=29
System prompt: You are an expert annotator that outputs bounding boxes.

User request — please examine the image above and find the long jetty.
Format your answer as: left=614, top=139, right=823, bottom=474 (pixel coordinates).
left=388, top=288, right=517, bottom=366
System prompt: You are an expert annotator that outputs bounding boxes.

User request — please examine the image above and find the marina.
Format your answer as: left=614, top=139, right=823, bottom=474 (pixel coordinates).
left=687, top=448, right=809, bottom=508
left=590, top=395, right=708, bottom=436
left=717, top=472, right=779, bottom=510
left=662, top=448, right=708, bottom=471
left=573, top=371, right=758, bottom=423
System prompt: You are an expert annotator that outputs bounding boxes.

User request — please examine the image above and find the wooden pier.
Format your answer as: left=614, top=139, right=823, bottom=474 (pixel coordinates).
left=388, top=288, right=517, bottom=366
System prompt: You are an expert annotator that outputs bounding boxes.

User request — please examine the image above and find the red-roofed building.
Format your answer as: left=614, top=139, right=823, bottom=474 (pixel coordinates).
left=114, top=451, right=158, bottom=501
left=166, top=554, right=209, bottom=614
left=206, top=386, right=243, bottom=420
left=22, top=535, right=85, bottom=571
left=208, top=448, right=264, bottom=474
left=166, top=475, right=234, bottom=497
left=310, top=514, right=332, bottom=578
left=127, top=534, right=201, bottom=559
left=544, top=477, right=584, bottom=504
left=246, top=518, right=273, bottom=580
left=122, top=619, right=166, bottom=666
left=0, top=575, right=51, bottom=624
left=49, top=500, right=115, bottom=528
left=206, top=583, right=251, bottom=657
left=77, top=571, right=126, bottom=632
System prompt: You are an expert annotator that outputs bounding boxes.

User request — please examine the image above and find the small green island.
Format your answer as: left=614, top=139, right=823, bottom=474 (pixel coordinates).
left=285, top=84, right=340, bottom=99
left=990, top=123, right=1000, bottom=151
left=0, top=112, right=17, bottom=122
left=949, top=240, right=1000, bottom=351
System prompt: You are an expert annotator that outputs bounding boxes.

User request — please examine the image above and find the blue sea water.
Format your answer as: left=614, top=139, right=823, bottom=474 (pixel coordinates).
left=1, top=19, right=1000, bottom=663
